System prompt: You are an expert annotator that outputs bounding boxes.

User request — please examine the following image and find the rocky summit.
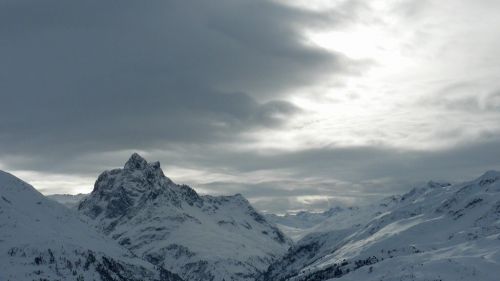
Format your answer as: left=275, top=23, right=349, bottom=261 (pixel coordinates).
left=78, top=153, right=292, bottom=281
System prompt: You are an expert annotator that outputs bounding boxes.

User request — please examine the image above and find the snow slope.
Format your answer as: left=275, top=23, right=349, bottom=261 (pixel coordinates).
left=78, top=153, right=292, bottom=281
left=0, top=170, right=183, bottom=281
left=262, top=174, right=500, bottom=281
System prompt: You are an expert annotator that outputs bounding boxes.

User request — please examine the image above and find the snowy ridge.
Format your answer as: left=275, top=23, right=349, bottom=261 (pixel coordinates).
left=262, top=174, right=500, bottom=281
left=0, top=170, right=183, bottom=281
left=78, top=153, right=292, bottom=281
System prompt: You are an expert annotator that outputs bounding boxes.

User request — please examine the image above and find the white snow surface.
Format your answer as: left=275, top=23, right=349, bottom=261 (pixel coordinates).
left=0, top=170, right=182, bottom=281
left=262, top=174, right=500, bottom=281
left=78, top=153, right=292, bottom=281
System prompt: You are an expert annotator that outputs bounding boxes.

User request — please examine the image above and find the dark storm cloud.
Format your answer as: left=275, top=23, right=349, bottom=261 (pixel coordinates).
left=0, top=0, right=359, bottom=164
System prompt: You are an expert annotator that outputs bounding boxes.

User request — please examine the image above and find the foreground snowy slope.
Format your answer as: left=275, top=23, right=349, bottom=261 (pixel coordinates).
left=262, top=173, right=500, bottom=281
left=78, top=153, right=292, bottom=281
left=0, top=170, right=183, bottom=281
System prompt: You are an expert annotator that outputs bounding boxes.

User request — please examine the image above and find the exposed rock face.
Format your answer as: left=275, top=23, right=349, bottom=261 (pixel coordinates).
left=78, top=153, right=292, bottom=281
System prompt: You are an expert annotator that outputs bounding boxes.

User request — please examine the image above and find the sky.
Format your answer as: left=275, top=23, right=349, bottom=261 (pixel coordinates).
left=1, top=0, right=500, bottom=213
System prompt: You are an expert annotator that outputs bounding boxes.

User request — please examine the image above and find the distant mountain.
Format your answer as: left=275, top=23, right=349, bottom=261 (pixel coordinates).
left=0, top=170, right=183, bottom=281
left=265, top=196, right=407, bottom=242
left=265, top=208, right=342, bottom=229
left=48, top=193, right=87, bottom=208
left=265, top=206, right=359, bottom=241
left=78, top=153, right=292, bottom=281
left=262, top=174, right=500, bottom=281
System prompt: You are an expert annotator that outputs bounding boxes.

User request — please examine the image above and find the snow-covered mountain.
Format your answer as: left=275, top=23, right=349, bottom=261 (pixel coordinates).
left=78, top=153, right=292, bottom=281
left=48, top=193, right=88, bottom=208
left=262, top=173, right=500, bottom=281
left=0, top=170, right=183, bottom=281
left=7, top=152, right=500, bottom=281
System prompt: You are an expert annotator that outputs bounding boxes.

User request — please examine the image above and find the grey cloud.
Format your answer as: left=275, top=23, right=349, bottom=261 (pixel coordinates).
left=8, top=134, right=500, bottom=213
left=417, top=82, right=500, bottom=113
left=390, top=0, right=430, bottom=19
left=0, top=0, right=360, bottom=163
left=158, top=138, right=500, bottom=208
left=249, top=196, right=360, bottom=214
left=478, top=89, right=500, bottom=111
left=8, top=132, right=500, bottom=190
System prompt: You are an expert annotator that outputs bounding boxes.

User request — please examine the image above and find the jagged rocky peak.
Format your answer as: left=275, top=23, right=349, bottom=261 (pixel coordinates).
left=96, top=153, right=169, bottom=189
left=125, top=152, right=150, bottom=170
left=124, top=152, right=163, bottom=174
left=80, top=153, right=180, bottom=220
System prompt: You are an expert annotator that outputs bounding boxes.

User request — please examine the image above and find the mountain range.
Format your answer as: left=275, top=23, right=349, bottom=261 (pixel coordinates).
left=261, top=174, right=500, bottom=281
left=2, top=153, right=500, bottom=280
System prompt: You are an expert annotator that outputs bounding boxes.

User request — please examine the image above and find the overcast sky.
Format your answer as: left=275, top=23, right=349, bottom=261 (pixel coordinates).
left=1, top=0, right=500, bottom=213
